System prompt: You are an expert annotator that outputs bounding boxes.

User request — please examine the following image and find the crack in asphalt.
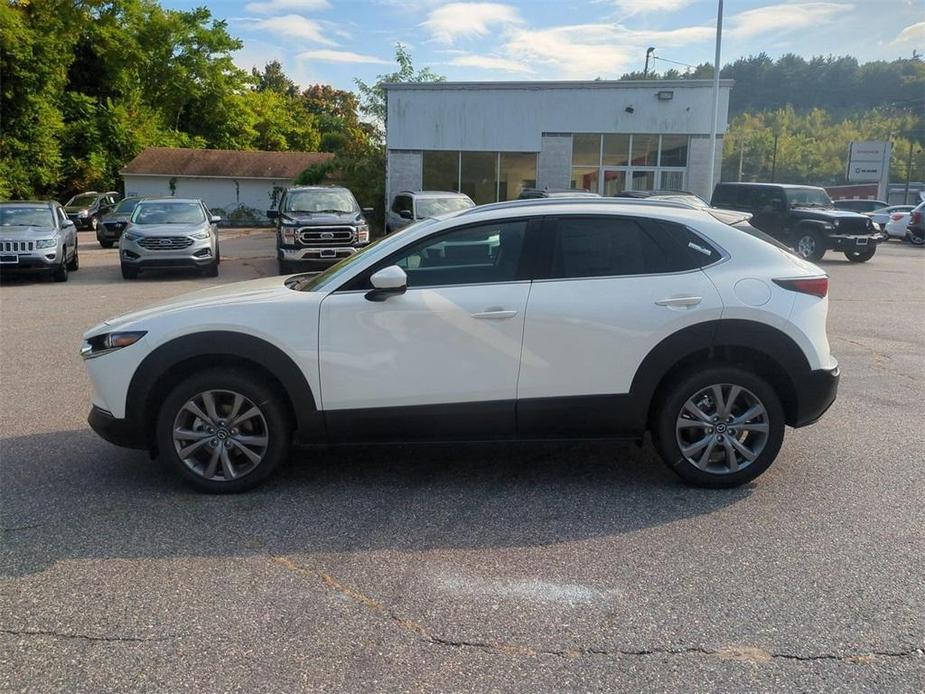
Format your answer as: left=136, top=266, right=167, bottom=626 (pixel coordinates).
left=268, top=555, right=924, bottom=666
left=0, top=628, right=176, bottom=644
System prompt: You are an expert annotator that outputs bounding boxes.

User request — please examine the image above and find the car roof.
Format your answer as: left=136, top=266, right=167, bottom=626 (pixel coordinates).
left=287, top=185, right=349, bottom=192
left=0, top=200, right=56, bottom=206
left=715, top=182, right=825, bottom=190
left=136, top=197, right=203, bottom=203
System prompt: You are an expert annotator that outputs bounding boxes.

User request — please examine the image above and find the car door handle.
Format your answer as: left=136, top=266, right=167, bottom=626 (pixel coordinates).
left=655, top=295, right=702, bottom=308
left=471, top=309, right=518, bottom=319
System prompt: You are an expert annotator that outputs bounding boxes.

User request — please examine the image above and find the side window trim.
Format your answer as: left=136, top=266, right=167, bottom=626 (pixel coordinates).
left=333, top=216, right=544, bottom=293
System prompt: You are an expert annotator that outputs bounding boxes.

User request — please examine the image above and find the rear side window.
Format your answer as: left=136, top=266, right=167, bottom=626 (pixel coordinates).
left=547, top=216, right=690, bottom=279
left=653, top=221, right=723, bottom=268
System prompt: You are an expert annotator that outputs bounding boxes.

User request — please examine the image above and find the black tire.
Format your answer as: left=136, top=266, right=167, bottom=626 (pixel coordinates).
left=907, top=231, right=925, bottom=246
left=99, top=239, right=113, bottom=249
left=52, top=253, right=68, bottom=282
left=66, top=241, right=79, bottom=271
left=844, top=246, right=876, bottom=262
left=794, top=230, right=826, bottom=261
left=652, top=366, right=785, bottom=488
left=155, top=368, right=291, bottom=493
left=89, top=216, right=98, bottom=232
left=203, top=258, right=219, bottom=277
left=215, top=243, right=221, bottom=265
left=120, top=262, right=138, bottom=280
left=277, top=259, right=291, bottom=275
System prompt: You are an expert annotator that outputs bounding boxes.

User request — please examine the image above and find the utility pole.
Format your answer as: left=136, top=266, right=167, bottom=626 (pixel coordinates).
left=770, top=133, right=779, bottom=183
left=738, top=137, right=745, bottom=181
left=904, top=140, right=915, bottom=204
left=644, top=47, right=655, bottom=77
left=707, top=0, right=724, bottom=197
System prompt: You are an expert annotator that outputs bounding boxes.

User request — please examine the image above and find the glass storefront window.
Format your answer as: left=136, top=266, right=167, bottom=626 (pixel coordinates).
left=602, top=135, right=630, bottom=166
left=499, top=153, right=537, bottom=201
left=572, top=134, right=602, bottom=166
left=631, top=170, right=656, bottom=191
left=422, top=151, right=459, bottom=192
left=631, top=134, right=659, bottom=167
left=571, top=167, right=599, bottom=193
left=660, top=135, right=688, bottom=167
left=659, top=170, right=685, bottom=191
left=460, top=151, right=498, bottom=205
left=602, top=170, right=626, bottom=196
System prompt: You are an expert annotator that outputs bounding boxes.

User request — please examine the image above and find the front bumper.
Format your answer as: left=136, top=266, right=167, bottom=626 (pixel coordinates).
left=280, top=245, right=360, bottom=264
left=120, top=237, right=215, bottom=269
left=99, top=223, right=126, bottom=240
left=825, top=233, right=883, bottom=251
left=0, top=250, right=62, bottom=272
left=88, top=405, right=146, bottom=450
left=792, top=365, right=840, bottom=427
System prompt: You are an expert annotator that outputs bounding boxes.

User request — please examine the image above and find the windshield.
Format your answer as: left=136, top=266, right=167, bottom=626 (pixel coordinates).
left=283, top=189, right=359, bottom=214
left=785, top=188, right=833, bottom=208
left=0, top=205, right=55, bottom=227
left=67, top=193, right=98, bottom=207
left=131, top=201, right=205, bottom=225
left=415, top=197, right=474, bottom=218
left=287, top=218, right=442, bottom=292
left=113, top=198, right=141, bottom=214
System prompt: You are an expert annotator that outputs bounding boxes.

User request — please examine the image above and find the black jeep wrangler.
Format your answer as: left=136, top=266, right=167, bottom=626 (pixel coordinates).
left=267, top=186, right=373, bottom=275
left=711, top=183, right=884, bottom=262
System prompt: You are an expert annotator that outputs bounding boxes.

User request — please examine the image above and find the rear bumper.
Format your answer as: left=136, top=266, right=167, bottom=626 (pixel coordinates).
left=792, top=365, right=840, bottom=427
left=88, top=405, right=147, bottom=450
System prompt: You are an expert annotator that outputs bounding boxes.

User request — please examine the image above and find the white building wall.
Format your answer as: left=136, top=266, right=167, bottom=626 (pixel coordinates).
left=122, top=175, right=295, bottom=219
left=386, top=150, right=423, bottom=206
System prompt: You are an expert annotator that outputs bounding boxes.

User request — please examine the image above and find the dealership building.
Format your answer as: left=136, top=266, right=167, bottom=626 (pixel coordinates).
left=384, top=79, right=733, bottom=206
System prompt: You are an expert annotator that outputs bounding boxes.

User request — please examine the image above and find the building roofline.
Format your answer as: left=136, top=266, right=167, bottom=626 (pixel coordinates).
left=120, top=172, right=297, bottom=180
left=383, top=79, right=734, bottom=90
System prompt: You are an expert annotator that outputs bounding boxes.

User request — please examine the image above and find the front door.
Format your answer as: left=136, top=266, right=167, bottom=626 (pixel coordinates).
left=318, top=218, right=534, bottom=441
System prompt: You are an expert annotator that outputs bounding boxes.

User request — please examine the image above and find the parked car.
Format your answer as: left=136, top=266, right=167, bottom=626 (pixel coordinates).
left=518, top=188, right=601, bottom=199
left=882, top=209, right=913, bottom=239
left=386, top=191, right=475, bottom=233
left=0, top=200, right=79, bottom=281
left=119, top=198, right=220, bottom=279
left=613, top=190, right=711, bottom=209
left=97, top=196, right=143, bottom=248
left=711, top=182, right=882, bottom=262
left=64, top=191, right=121, bottom=232
left=83, top=199, right=839, bottom=493
left=832, top=198, right=888, bottom=213
left=864, top=204, right=915, bottom=232
left=907, top=201, right=925, bottom=245
left=267, top=186, right=373, bottom=275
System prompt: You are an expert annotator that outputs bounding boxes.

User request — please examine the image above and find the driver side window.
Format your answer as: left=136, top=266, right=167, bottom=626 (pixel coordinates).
left=388, top=220, right=527, bottom=288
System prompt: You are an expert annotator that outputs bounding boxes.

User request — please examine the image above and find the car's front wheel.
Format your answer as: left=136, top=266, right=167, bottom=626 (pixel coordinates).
left=156, top=369, right=291, bottom=493
left=52, top=252, right=68, bottom=282
left=845, top=246, right=876, bottom=262
left=795, top=230, right=825, bottom=261
left=120, top=262, right=138, bottom=279
left=653, top=366, right=785, bottom=488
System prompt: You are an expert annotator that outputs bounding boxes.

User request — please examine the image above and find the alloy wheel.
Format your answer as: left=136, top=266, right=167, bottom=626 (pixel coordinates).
left=172, top=389, right=269, bottom=481
left=675, top=383, right=770, bottom=475
left=796, top=235, right=816, bottom=258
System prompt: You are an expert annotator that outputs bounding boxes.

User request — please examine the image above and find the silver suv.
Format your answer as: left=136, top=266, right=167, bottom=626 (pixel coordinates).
left=0, top=201, right=79, bottom=282
left=119, top=198, right=220, bottom=279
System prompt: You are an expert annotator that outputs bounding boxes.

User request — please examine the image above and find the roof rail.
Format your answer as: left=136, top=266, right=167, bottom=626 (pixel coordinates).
left=457, top=196, right=698, bottom=216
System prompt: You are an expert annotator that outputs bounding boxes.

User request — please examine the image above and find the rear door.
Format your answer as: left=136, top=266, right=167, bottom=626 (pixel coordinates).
left=516, top=215, right=724, bottom=437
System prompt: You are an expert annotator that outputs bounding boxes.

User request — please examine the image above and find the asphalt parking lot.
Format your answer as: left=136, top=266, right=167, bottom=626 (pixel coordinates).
left=1, top=231, right=923, bottom=692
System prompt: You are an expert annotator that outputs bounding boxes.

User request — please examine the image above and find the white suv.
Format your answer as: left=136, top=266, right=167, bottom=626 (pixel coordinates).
left=82, top=200, right=839, bottom=493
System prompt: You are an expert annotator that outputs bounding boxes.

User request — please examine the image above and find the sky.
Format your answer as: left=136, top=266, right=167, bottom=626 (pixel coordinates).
left=162, top=0, right=925, bottom=90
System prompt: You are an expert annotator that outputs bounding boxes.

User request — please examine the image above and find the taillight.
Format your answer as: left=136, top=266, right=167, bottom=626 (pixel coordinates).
left=890, top=213, right=904, bottom=221
left=773, top=277, right=829, bottom=298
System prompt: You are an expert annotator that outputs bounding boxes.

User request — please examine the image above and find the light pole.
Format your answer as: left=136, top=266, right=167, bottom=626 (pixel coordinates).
left=644, top=47, right=655, bottom=77
left=707, top=0, right=724, bottom=197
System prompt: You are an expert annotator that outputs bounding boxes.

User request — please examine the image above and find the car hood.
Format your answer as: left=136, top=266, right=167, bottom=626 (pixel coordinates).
left=280, top=211, right=362, bottom=226
left=64, top=205, right=92, bottom=213
left=102, top=212, right=132, bottom=223
left=85, top=275, right=297, bottom=336
left=0, top=226, right=58, bottom=239
left=125, top=223, right=208, bottom=237
left=790, top=207, right=868, bottom=221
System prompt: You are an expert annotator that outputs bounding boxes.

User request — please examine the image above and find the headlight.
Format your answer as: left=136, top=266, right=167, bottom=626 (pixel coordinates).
left=189, top=230, right=210, bottom=239
left=35, top=238, right=57, bottom=249
left=123, top=232, right=142, bottom=242
left=77, top=209, right=89, bottom=218
left=80, top=331, right=147, bottom=360
left=356, top=223, right=369, bottom=244
left=281, top=225, right=298, bottom=244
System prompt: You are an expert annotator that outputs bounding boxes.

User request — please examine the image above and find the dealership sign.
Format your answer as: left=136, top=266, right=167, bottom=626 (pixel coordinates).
left=847, top=141, right=890, bottom=183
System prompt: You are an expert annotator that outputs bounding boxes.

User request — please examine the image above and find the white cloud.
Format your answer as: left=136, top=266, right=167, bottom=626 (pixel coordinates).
left=422, top=2, right=522, bottom=43
left=893, top=20, right=925, bottom=45
left=297, top=49, right=389, bottom=64
left=244, top=0, right=330, bottom=13
left=610, top=0, right=693, bottom=14
left=729, top=2, right=851, bottom=40
left=504, top=24, right=635, bottom=79
left=252, top=15, right=337, bottom=45
left=449, top=54, right=533, bottom=73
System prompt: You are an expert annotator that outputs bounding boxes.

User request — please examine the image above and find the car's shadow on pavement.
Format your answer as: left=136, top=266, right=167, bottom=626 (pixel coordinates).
left=1, top=429, right=753, bottom=576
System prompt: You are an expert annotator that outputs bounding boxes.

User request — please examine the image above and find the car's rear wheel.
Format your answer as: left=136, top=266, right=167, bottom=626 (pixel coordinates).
left=653, top=366, right=785, bottom=488
left=844, top=246, right=876, bottom=262
left=907, top=230, right=925, bottom=246
left=795, top=231, right=825, bottom=261
left=156, top=369, right=291, bottom=493
left=99, top=239, right=113, bottom=249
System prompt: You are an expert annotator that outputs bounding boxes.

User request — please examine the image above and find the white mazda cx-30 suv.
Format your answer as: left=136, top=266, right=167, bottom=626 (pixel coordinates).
left=82, top=199, right=839, bottom=492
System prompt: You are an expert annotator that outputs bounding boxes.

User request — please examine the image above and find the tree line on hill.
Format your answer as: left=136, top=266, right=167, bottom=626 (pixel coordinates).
left=2, top=0, right=923, bottom=209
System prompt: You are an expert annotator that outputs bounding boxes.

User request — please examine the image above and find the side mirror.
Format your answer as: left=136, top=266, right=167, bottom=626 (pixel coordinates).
left=63, top=219, right=75, bottom=228
left=399, top=209, right=414, bottom=220
left=210, top=215, right=222, bottom=223
left=366, top=265, right=407, bottom=302
left=362, top=207, right=374, bottom=216
left=266, top=209, right=279, bottom=219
